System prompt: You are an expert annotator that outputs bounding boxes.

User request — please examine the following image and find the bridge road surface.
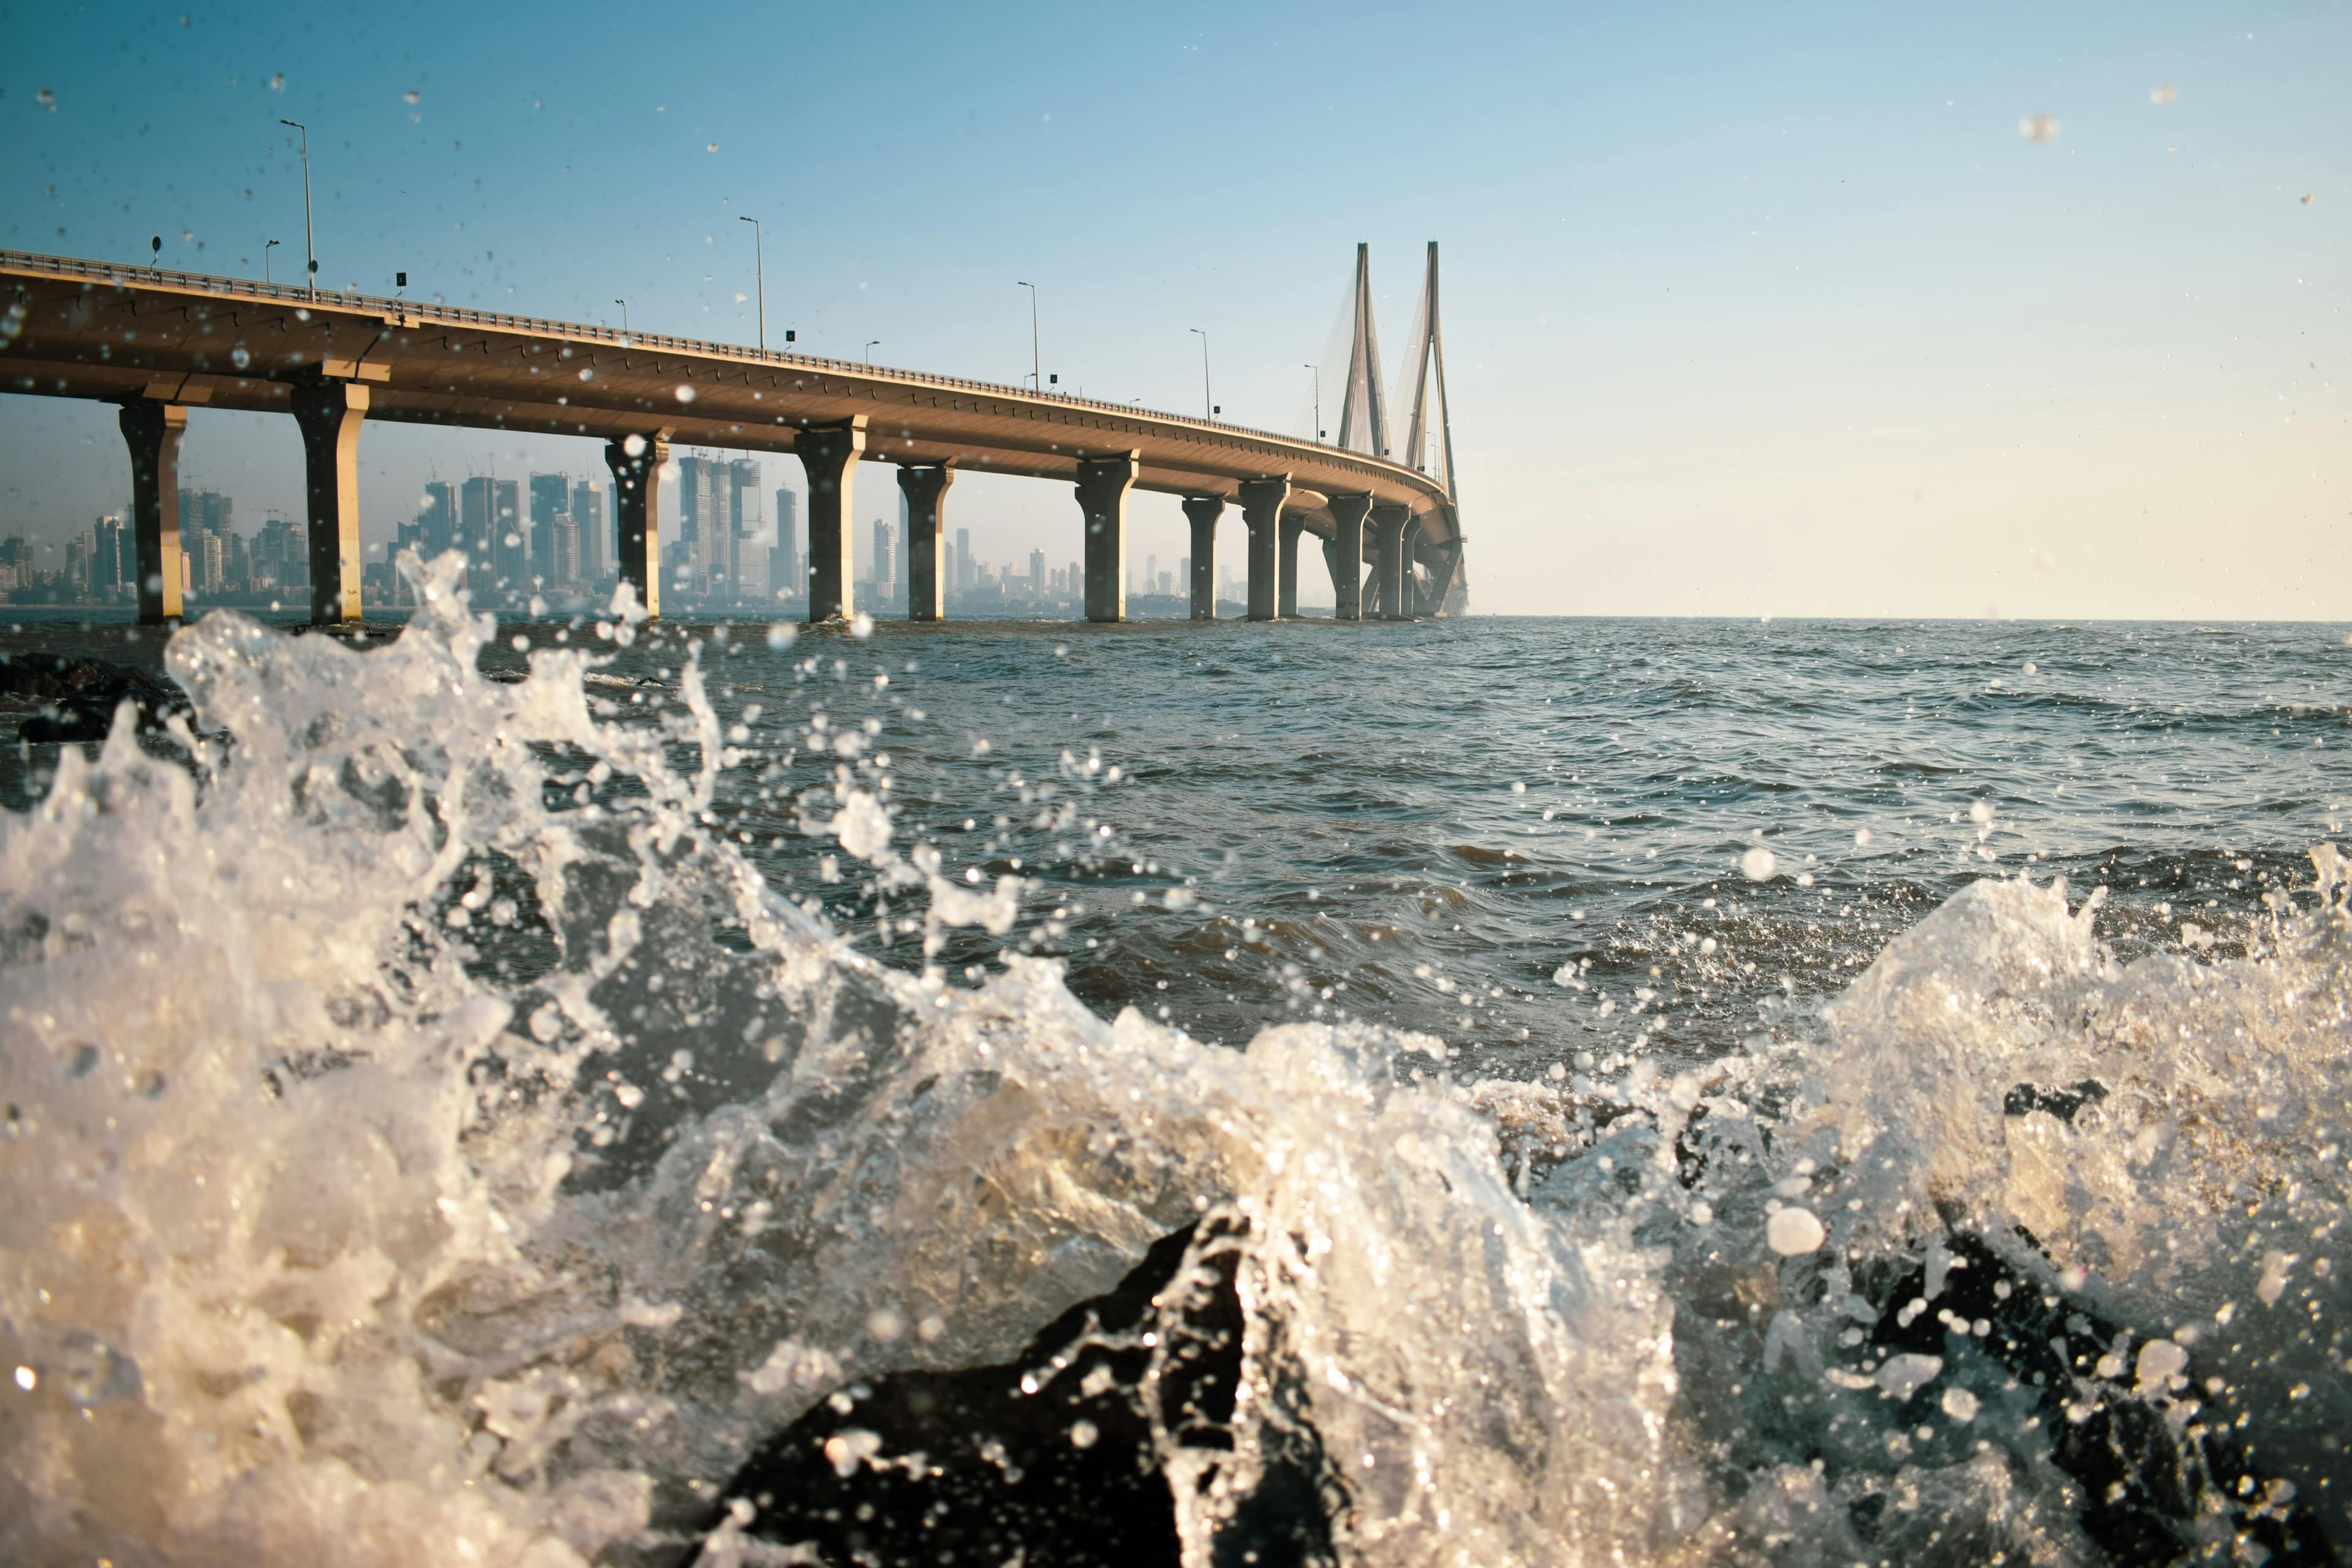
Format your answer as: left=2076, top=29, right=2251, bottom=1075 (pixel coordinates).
left=0, top=249, right=1462, bottom=626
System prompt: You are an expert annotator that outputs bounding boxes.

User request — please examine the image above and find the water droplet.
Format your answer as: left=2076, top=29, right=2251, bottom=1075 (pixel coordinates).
left=1741, top=846, right=1777, bottom=881
left=1766, top=1207, right=1823, bottom=1254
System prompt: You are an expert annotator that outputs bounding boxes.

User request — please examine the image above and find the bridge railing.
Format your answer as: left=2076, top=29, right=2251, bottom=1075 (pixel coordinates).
left=0, top=247, right=1447, bottom=497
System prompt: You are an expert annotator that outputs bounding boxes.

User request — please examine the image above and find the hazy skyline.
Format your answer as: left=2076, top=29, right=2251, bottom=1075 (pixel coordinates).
left=2, top=0, right=2345, bottom=619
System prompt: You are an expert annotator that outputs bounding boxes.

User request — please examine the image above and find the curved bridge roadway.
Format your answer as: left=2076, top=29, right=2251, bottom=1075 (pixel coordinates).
left=0, top=249, right=1463, bottom=626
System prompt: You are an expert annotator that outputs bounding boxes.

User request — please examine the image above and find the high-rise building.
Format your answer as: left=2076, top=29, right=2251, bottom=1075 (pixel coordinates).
left=420, top=480, right=456, bottom=559
left=871, top=516, right=899, bottom=603
left=551, top=514, right=581, bottom=589
left=1178, top=556, right=1190, bottom=594
left=529, top=474, right=570, bottom=583
left=192, top=530, right=225, bottom=594
left=674, top=454, right=728, bottom=598
left=1146, top=554, right=1157, bottom=595
left=256, top=516, right=307, bottom=589
left=572, top=481, right=607, bottom=586
left=1029, top=549, right=1046, bottom=597
left=956, top=527, right=973, bottom=593
left=459, top=477, right=496, bottom=579
left=772, top=487, right=799, bottom=601
left=1069, top=561, right=1080, bottom=601
left=726, top=458, right=764, bottom=602
left=93, top=516, right=125, bottom=596
left=493, top=479, right=524, bottom=589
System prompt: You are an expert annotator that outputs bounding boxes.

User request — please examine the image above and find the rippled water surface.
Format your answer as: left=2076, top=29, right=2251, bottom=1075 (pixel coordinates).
left=2, top=597, right=2348, bottom=1566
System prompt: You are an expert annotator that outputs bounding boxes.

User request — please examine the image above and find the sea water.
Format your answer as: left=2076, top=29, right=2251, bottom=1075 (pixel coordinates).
left=1, top=562, right=2345, bottom=1564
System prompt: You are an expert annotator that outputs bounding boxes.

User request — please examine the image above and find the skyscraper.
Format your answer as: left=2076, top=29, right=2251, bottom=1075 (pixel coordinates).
left=773, top=487, right=799, bottom=601
left=956, top=527, right=973, bottom=593
left=93, top=516, right=125, bottom=596
left=459, top=477, right=496, bottom=580
left=674, top=454, right=727, bottom=600
left=1030, top=549, right=1046, bottom=597
left=420, top=480, right=456, bottom=559
left=492, top=479, right=525, bottom=591
left=727, top=458, right=764, bottom=602
left=571, top=480, right=606, bottom=587
left=871, top=517, right=899, bottom=604
left=529, top=474, right=570, bottom=583
left=551, top=515, right=581, bottom=589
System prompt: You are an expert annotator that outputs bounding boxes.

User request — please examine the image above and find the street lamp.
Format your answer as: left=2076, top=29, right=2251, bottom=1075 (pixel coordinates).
left=738, top=215, right=766, bottom=352
left=614, top=298, right=629, bottom=336
left=265, top=238, right=281, bottom=285
left=864, top=339, right=881, bottom=365
left=1305, top=363, right=1321, bottom=441
left=1190, top=328, right=1211, bottom=420
left=1016, top=281, right=1039, bottom=391
left=277, top=118, right=315, bottom=302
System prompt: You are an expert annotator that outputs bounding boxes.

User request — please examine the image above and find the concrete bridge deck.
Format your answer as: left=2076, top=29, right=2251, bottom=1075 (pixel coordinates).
left=0, top=249, right=1462, bottom=625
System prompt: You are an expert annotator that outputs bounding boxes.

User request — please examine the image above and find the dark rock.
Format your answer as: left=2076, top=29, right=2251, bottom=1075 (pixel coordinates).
left=1857, top=1232, right=2337, bottom=1566
left=1, top=652, right=186, bottom=744
left=685, top=1221, right=1338, bottom=1568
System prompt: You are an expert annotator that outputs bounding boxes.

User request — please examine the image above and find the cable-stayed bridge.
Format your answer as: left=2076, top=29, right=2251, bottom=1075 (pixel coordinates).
left=0, top=244, right=1464, bottom=625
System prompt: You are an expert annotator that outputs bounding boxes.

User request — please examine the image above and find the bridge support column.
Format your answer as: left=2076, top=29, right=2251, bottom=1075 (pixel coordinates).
left=118, top=401, right=187, bottom=625
left=898, top=463, right=954, bottom=622
left=1277, top=513, right=1308, bottom=619
left=291, top=380, right=368, bottom=625
left=798, top=420, right=866, bottom=622
left=1369, top=502, right=1414, bottom=622
left=1076, top=452, right=1138, bottom=623
left=1180, top=496, right=1223, bottom=620
left=1238, top=477, right=1290, bottom=622
left=603, top=432, right=670, bottom=619
left=1325, top=493, right=1372, bottom=620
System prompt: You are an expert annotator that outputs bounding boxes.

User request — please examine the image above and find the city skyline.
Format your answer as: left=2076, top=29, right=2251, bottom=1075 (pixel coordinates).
left=1, top=2, right=2347, bottom=618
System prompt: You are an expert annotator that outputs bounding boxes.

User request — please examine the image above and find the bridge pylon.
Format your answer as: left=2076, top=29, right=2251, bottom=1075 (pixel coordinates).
left=1393, top=241, right=1465, bottom=616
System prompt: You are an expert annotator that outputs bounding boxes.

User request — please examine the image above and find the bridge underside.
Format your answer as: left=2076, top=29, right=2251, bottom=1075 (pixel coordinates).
left=2, top=254, right=1462, bottom=624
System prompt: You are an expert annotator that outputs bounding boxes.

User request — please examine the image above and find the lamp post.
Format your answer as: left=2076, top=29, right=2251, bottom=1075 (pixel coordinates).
left=1016, top=281, right=1039, bottom=391
left=1305, top=363, right=1321, bottom=441
left=277, top=118, right=315, bottom=302
left=738, top=215, right=765, bottom=352
left=1190, top=328, right=1211, bottom=420
left=864, top=339, right=880, bottom=365
left=265, top=238, right=281, bottom=285
left=614, top=298, right=628, bottom=337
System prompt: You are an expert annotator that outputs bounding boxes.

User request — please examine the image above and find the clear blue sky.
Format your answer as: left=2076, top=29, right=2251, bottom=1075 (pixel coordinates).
left=2, top=0, right=2346, bottom=617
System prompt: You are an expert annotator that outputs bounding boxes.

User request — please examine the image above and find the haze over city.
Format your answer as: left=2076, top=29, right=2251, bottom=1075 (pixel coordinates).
left=2, top=0, right=2347, bottom=618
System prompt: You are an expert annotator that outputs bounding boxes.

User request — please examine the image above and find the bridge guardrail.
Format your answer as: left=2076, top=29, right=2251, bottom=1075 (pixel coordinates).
left=0, top=247, right=1446, bottom=500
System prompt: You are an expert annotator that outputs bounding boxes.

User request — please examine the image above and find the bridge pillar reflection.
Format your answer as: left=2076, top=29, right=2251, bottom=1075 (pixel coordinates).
left=1325, top=493, right=1372, bottom=620
left=1368, top=501, right=1414, bottom=622
left=898, top=463, right=954, bottom=622
left=1076, top=451, right=1138, bottom=623
left=1277, top=513, right=1308, bottom=619
left=603, top=432, right=670, bottom=620
left=291, top=380, right=369, bottom=625
left=117, top=399, right=187, bottom=625
left=797, top=418, right=867, bottom=622
left=1238, top=477, right=1291, bottom=622
left=1180, top=495, right=1223, bottom=620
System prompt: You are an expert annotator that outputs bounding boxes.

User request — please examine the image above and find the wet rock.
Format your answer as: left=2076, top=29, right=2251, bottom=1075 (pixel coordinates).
left=1853, top=1231, right=2337, bottom=1566
left=0, top=652, right=186, bottom=744
left=687, top=1221, right=1336, bottom=1568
